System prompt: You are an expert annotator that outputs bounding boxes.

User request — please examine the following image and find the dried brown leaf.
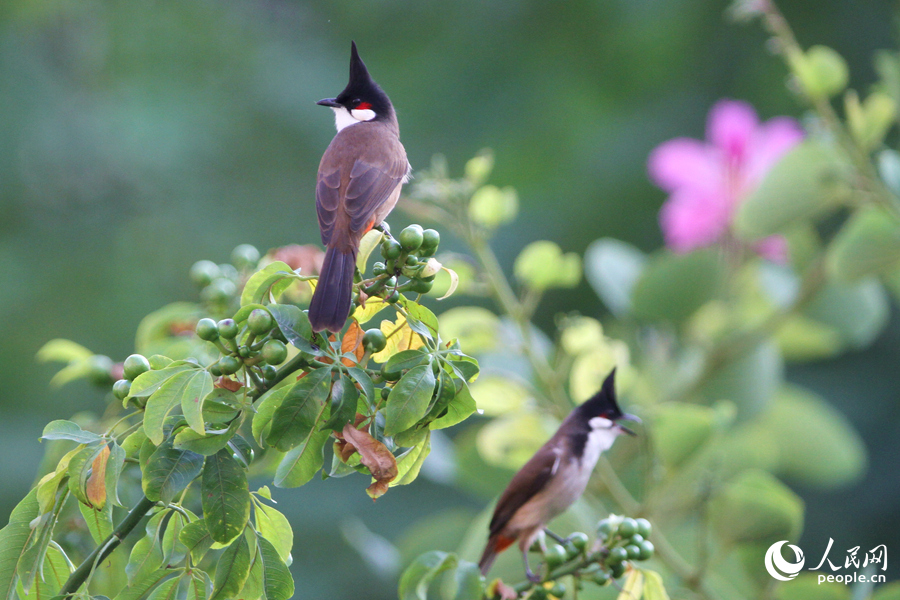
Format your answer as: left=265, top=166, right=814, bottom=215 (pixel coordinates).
left=341, top=424, right=398, bottom=500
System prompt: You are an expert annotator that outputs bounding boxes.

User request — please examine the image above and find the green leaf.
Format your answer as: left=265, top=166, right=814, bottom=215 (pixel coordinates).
left=238, top=545, right=264, bottom=600
left=146, top=575, right=182, bottom=600
left=827, top=207, right=900, bottom=280
left=762, top=385, right=866, bottom=487
left=105, top=443, right=126, bottom=508
left=145, top=369, right=213, bottom=444
left=210, top=535, right=251, bottom=600
left=257, top=537, right=294, bottom=600
left=468, top=185, right=518, bottom=229
left=321, top=375, right=359, bottom=432
left=202, top=389, right=240, bottom=425
left=113, top=569, right=177, bottom=600
left=267, top=368, right=332, bottom=451
left=710, top=469, right=804, bottom=545
left=142, top=438, right=205, bottom=504
left=448, top=560, right=482, bottom=600
left=436, top=308, right=500, bottom=354
left=125, top=536, right=163, bottom=586
left=392, top=432, right=431, bottom=487
left=254, top=503, right=293, bottom=563
left=398, top=551, right=458, bottom=600
left=251, top=381, right=295, bottom=447
left=430, top=380, right=476, bottom=430
left=642, top=569, right=670, bottom=600
left=346, top=367, right=375, bottom=406
left=161, top=512, right=188, bottom=565
left=201, top=449, right=250, bottom=544
left=735, top=141, right=846, bottom=240
left=383, top=349, right=430, bottom=373
left=0, top=488, right=39, bottom=600
left=400, top=299, right=440, bottom=341
left=385, top=365, right=436, bottom=436
left=173, top=418, right=241, bottom=456
left=179, top=519, right=215, bottom=564
left=40, top=421, right=102, bottom=445
left=699, top=340, right=782, bottom=421
left=67, top=442, right=106, bottom=507
left=186, top=570, right=212, bottom=600
left=15, top=543, right=70, bottom=600
left=273, top=428, right=331, bottom=488
left=649, top=403, right=716, bottom=468
left=181, top=371, right=214, bottom=436
left=122, top=427, right=148, bottom=458
left=584, top=238, right=646, bottom=317
left=513, top=240, right=582, bottom=290
left=268, top=304, right=320, bottom=355
left=129, top=363, right=197, bottom=398
left=241, top=261, right=298, bottom=306
left=78, top=501, right=113, bottom=545
left=793, top=45, right=849, bottom=99
left=36, top=339, right=93, bottom=364
left=631, top=249, right=724, bottom=323
left=804, top=278, right=889, bottom=349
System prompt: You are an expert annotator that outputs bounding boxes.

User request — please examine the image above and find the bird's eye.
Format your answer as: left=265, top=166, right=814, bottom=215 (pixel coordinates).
left=352, top=99, right=361, bottom=106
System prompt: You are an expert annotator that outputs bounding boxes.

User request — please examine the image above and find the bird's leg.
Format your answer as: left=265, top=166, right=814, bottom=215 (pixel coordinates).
left=522, top=547, right=542, bottom=584
left=544, top=528, right=571, bottom=545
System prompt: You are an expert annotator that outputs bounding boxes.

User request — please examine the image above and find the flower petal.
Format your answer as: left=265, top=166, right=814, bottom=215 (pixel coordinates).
left=648, top=138, right=720, bottom=193
left=707, top=99, right=759, bottom=159
left=659, top=188, right=733, bottom=253
left=753, top=235, right=789, bottom=263
left=745, top=116, right=805, bottom=184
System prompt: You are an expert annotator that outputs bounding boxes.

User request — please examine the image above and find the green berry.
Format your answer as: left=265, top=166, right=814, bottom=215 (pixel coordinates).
left=209, top=363, right=222, bottom=377
left=530, top=588, right=547, bottom=600
left=238, top=346, right=251, bottom=358
left=405, top=255, right=419, bottom=266
left=549, top=582, right=566, bottom=598
left=247, top=309, right=274, bottom=335
left=363, top=329, right=387, bottom=353
left=625, top=544, right=641, bottom=560
left=189, top=260, right=220, bottom=287
left=380, top=363, right=402, bottom=381
left=372, top=262, right=386, bottom=276
left=421, top=229, right=440, bottom=251
left=87, top=355, right=114, bottom=385
left=217, top=318, right=239, bottom=339
left=196, top=318, right=219, bottom=341
left=610, top=562, right=626, bottom=579
left=262, top=340, right=288, bottom=365
left=380, top=386, right=391, bottom=400
left=592, top=570, right=611, bottom=586
left=385, top=290, right=400, bottom=303
left=638, top=540, right=654, bottom=560
left=218, top=356, right=242, bottom=375
left=381, top=238, right=402, bottom=260
left=607, top=547, right=628, bottom=565
left=618, top=518, right=637, bottom=539
left=261, top=364, right=277, bottom=383
left=597, top=519, right=614, bottom=539
left=112, top=379, right=131, bottom=400
left=569, top=532, right=589, bottom=551
left=544, top=544, right=567, bottom=568
left=383, top=276, right=398, bottom=288
left=398, top=225, right=424, bottom=251
left=630, top=534, right=644, bottom=545
left=123, top=354, right=150, bottom=381
left=410, top=279, right=433, bottom=294
left=564, top=542, right=580, bottom=560
left=231, top=244, right=260, bottom=269
left=635, top=518, right=652, bottom=539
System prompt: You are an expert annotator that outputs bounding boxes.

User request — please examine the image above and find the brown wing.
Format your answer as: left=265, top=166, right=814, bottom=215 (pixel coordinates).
left=344, top=157, right=407, bottom=232
left=316, top=169, right=342, bottom=246
left=488, top=443, right=561, bottom=536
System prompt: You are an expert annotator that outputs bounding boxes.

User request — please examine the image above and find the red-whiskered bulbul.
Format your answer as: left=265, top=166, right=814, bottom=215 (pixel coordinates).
left=479, top=369, right=639, bottom=582
left=309, top=41, right=411, bottom=333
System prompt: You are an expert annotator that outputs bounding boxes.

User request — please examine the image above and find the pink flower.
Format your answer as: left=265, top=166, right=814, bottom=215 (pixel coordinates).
left=648, top=100, right=804, bottom=261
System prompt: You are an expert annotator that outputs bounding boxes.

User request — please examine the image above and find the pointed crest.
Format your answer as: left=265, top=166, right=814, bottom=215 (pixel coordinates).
left=348, top=41, right=372, bottom=86
left=577, top=368, right=624, bottom=419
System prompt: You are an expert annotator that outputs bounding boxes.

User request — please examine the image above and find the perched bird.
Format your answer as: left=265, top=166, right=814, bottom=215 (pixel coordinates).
left=309, top=42, right=410, bottom=333
left=478, top=369, right=639, bottom=582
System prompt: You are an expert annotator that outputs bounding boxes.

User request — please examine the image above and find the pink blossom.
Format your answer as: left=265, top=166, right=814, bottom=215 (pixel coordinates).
left=648, top=100, right=804, bottom=261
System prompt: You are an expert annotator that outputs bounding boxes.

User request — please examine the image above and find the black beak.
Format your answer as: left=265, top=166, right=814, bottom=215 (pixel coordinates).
left=317, top=98, right=341, bottom=108
left=615, top=413, right=641, bottom=437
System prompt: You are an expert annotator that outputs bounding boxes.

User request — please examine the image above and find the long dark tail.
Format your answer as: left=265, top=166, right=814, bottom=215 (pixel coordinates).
left=309, top=246, right=356, bottom=333
left=478, top=535, right=503, bottom=576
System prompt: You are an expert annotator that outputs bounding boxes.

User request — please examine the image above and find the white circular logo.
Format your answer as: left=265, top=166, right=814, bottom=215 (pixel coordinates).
left=765, top=541, right=805, bottom=581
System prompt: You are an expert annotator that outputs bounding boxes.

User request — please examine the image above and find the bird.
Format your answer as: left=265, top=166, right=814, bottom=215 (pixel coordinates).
left=478, top=369, right=639, bottom=582
left=309, top=41, right=411, bottom=333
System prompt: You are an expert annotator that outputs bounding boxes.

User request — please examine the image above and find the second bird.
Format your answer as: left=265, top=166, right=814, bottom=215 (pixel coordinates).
left=309, top=42, right=411, bottom=333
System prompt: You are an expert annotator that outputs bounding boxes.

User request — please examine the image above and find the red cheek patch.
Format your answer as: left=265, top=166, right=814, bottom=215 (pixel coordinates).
left=356, top=102, right=373, bottom=111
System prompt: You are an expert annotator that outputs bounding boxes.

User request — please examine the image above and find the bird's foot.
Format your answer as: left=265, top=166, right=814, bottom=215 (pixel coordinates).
left=544, top=528, right=570, bottom=545
left=525, top=568, right=542, bottom=584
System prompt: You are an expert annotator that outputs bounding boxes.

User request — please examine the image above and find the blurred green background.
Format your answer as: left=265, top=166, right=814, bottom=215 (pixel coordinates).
left=1, top=0, right=897, bottom=597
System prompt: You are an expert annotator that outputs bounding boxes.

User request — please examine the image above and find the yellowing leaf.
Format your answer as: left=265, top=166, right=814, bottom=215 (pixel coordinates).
left=356, top=229, right=385, bottom=274
left=352, top=296, right=390, bottom=325
left=616, top=568, right=643, bottom=600
left=371, top=316, right=425, bottom=363
left=86, top=445, right=110, bottom=509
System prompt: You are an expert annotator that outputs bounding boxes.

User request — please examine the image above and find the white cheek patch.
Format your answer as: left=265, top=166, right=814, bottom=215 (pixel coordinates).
left=331, top=106, right=358, bottom=132
left=350, top=108, right=376, bottom=122
left=588, top=416, right=614, bottom=430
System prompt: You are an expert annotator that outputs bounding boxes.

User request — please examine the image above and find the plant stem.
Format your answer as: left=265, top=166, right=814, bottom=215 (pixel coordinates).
left=56, top=495, right=157, bottom=597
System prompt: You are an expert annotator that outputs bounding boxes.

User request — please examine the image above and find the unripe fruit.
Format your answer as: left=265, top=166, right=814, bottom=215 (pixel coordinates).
left=569, top=532, right=589, bottom=551
left=123, top=354, right=150, bottom=381
left=549, top=582, right=566, bottom=598
left=196, top=318, right=219, bottom=341
left=618, top=518, right=637, bottom=538
left=113, top=379, right=131, bottom=400
left=630, top=534, right=644, bottom=545
left=564, top=543, right=580, bottom=561
left=209, top=363, right=222, bottom=377
left=383, top=276, right=398, bottom=288
left=635, top=518, right=652, bottom=539
left=597, top=519, right=614, bottom=538
left=385, top=290, right=400, bottom=303
left=231, top=244, right=260, bottom=269
left=87, top=355, right=114, bottom=385
left=625, top=544, right=641, bottom=560
left=261, top=364, right=277, bottom=383
left=380, top=363, right=402, bottom=381
left=405, top=255, right=419, bottom=266
left=372, top=262, right=386, bottom=276
left=189, top=260, right=220, bottom=287
left=411, top=279, right=434, bottom=294
left=201, top=278, right=236, bottom=303
left=217, top=318, right=239, bottom=339
left=262, top=340, right=288, bottom=365
left=363, top=329, right=387, bottom=353
left=592, top=570, right=611, bottom=585
left=399, top=224, right=424, bottom=251
left=544, top=545, right=567, bottom=568
left=381, top=387, right=391, bottom=400
left=382, top=239, right=402, bottom=260
left=247, top=309, right=274, bottom=335
left=638, top=540, right=654, bottom=560
left=218, top=356, right=242, bottom=375
left=610, top=562, right=626, bottom=579
left=421, top=229, right=440, bottom=251
left=607, top=547, right=628, bottom=565
left=238, top=346, right=251, bottom=358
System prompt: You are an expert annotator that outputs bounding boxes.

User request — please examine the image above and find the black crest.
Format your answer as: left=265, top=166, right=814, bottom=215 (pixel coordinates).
left=575, top=368, right=623, bottom=421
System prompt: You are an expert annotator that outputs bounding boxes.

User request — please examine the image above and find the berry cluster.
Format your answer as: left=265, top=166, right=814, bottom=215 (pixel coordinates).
left=362, top=224, right=441, bottom=301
